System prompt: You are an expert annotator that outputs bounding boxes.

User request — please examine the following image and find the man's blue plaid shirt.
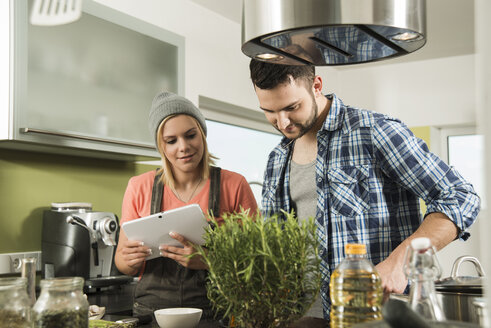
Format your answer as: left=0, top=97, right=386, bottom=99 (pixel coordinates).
left=261, top=94, right=480, bottom=318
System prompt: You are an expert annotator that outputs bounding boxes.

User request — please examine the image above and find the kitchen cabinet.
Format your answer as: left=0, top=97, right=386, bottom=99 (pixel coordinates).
left=1, top=0, right=184, bottom=160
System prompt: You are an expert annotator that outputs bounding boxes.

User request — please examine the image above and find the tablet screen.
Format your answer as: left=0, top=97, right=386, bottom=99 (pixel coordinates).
left=121, top=204, right=208, bottom=260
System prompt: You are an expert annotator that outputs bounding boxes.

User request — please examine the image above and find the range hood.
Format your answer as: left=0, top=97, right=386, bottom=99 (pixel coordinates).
left=241, top=0, right=426, bottom=65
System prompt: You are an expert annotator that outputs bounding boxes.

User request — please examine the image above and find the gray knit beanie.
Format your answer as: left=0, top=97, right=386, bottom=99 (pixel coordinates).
left=149, top=91, right=207, bottom=149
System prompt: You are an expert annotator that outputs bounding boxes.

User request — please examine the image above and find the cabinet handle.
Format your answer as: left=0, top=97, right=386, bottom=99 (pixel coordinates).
left=20, top=127, right=156, bottom=149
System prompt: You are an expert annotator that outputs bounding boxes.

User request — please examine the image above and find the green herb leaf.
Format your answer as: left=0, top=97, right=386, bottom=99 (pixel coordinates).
left=195, top=209, right=321, bottom=328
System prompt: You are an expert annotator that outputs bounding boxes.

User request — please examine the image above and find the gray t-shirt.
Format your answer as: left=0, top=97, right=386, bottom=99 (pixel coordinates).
left=290, top=159, right=323, bottom=318
left=290, top=160, right=317, bottom=223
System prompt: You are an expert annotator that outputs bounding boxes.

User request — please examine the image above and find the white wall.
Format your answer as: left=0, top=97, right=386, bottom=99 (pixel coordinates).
left=90, top=0, right=258, bottom=111
left=317, top=54, right=476, bottom=128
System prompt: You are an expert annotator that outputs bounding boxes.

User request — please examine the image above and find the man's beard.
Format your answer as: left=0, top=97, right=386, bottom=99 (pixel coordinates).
left=277, top=92, right=318, bottom=139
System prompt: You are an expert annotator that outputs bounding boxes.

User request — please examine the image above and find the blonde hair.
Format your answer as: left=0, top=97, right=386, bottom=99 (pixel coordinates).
left=156, top=115, right=217, bottom=189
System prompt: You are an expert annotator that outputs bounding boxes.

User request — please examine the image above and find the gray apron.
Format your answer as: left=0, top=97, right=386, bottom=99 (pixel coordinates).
left=133, top=167, right=221, bottom=321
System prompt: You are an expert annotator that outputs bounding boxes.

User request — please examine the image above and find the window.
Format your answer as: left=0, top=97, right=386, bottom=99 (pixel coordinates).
left=440, top=127, right=485, bottom=209
left=199, top=95, right=282, bottom=206
left=206, top=120, right=282, bottom=206
left=435, top=126, right=484, bottom=277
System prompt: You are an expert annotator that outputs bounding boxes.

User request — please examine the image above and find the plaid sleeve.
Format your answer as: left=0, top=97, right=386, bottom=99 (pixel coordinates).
left=371, top=118, right=480, bottom=240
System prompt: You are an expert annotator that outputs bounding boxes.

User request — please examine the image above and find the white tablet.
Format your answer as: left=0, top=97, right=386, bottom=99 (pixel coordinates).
left=121, top=204, right=208, bottom=260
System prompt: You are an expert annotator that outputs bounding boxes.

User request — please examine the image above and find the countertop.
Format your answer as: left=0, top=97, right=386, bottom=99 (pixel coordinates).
left=101, top=314, right=224, bottom=328
left=87, top=282, right=329, bottom=328
left=87, top=283, right=225, bottom=327
left=101, top=314, right=328, bottom=328
left=87, top=282, right=135, bottom=316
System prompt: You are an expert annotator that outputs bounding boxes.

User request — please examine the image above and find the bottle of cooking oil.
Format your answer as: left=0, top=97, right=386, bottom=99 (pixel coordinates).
left=330, top=243, right=383, bottom=328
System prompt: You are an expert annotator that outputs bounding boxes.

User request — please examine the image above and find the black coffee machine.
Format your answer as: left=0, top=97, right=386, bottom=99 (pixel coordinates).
left=41, top=202, right=132, bottom=289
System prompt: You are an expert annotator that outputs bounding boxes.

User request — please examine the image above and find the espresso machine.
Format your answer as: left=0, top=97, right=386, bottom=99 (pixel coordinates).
left=41, top=202, right=132, bottom=289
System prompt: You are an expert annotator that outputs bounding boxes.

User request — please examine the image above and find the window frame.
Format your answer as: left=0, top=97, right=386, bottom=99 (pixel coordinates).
left=198, top=95, right=280, bottom=136
left=437, top=125, right=477, bottom=164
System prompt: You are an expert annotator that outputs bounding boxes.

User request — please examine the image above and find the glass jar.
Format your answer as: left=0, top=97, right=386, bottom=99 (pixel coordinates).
left=0, top=277, right=32, bottom=328
left=32, top=277, right=88, bottom=328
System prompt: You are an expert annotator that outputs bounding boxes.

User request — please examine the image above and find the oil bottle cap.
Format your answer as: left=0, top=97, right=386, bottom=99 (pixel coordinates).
left=345, top=243, right=367, bottom=255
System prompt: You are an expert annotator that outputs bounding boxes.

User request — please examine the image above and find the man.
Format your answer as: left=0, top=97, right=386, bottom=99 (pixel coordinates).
left=249, top=59, right=480, bottom=319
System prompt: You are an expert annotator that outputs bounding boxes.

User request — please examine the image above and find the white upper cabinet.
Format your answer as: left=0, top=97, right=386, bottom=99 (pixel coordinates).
left=2, top=0, right=184, bottom=160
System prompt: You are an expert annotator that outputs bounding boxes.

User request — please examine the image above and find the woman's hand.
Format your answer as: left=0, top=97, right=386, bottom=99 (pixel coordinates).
left=115, top=230, right=152, bottom=276
left=159, top=232, right=208, bottom=270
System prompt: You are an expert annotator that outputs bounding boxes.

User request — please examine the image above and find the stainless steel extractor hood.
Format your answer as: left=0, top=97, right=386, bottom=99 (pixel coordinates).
left=241, top=0, right=426, bottom=65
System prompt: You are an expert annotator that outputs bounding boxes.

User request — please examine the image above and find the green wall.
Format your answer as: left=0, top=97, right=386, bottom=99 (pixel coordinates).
left=409, top=126, right=432, bottom=214
left=0, top=148, right=158, bottom=253
left=410, top=126, right=431, bottom=147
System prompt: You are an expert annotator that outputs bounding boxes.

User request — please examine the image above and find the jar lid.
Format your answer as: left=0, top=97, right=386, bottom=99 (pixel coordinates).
left=40, top=276, right=85, bottom=289
left=345, top=243, right=366, bottom=255
left=0, top=277, right=27, bottom=290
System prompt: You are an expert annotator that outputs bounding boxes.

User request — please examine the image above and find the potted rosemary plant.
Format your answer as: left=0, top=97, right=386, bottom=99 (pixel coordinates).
left=196, top=210, right=321, bottom=328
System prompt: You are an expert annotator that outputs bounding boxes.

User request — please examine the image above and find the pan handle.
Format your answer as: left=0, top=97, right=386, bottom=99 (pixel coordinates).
left=450, top=255, right=486, bottom=278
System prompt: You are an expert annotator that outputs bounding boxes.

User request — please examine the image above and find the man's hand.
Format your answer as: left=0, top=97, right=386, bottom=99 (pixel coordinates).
left=375, top=256, right=408, bottom=294
left=159, top=231, right=208, bottom=270
left=375, top=212, right=458, bottom=294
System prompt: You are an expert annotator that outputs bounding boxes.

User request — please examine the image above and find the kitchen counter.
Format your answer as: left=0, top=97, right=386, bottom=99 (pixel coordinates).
left=87, top=282, right=328, bottom=328
left=101, top=314, right=328, bottom=328
left=88, top=283, right=225, bottom=327
left=87, top=282, right=136, bottom=315
left=102, top=314, right=224, bottom=328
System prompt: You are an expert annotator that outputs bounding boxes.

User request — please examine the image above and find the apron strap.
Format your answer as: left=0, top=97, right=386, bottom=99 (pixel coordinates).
left=151, top=170, right=164, bottom=215
left=208, top=166, right=221, bottom=218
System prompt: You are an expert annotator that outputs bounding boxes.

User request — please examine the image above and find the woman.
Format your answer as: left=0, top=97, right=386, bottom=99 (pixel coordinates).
left=115, top=91, right=258, bottom=323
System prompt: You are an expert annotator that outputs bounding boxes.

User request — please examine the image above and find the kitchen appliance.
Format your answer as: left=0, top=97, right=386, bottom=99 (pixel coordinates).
left=435, top=256, right=487, bottom=325
left=351, top=298, right=479, bottom=328
left=383, top=256, right=487, bottom=327
left=41, top=202, right=131, bottom=289
left=242, top=0, right=427, bottom=65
